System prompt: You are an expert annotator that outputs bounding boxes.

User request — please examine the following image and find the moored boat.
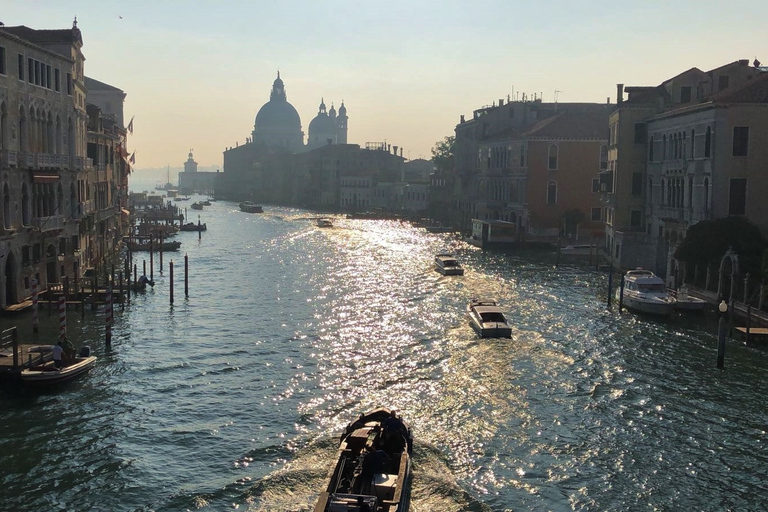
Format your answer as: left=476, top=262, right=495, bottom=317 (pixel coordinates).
left=239, top=201, right=263, bottom=213
left=467, top=299, right=512, bottom=338
left=315, top=408, right=413, bottom=512
left=672, top=285, right=707, bottom=312
left=190, top=202, right=204, bottom=210
left=21, top=349, right=97, bottom=386
left=179, top=222, right=207, bottom=232
left=434, top=253, right=464, bottom=276
left=618, top=268, right=676, bottom=316
left=127, top=239, right=182, bottom=252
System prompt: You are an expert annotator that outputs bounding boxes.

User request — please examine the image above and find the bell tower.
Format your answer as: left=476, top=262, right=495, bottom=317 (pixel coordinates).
left=336, top=101, right=348, bottom=144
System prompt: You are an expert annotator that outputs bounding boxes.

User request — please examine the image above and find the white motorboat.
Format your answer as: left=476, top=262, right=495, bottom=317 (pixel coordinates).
left=672, top=285, right=707, bottom=312
left=618, top=268, right=676, bottom=316
left=434, top=253, right=464, bottom=276
left=467, top=299, right=512, bottom=338
left=316, top=218, right=333, bottom=228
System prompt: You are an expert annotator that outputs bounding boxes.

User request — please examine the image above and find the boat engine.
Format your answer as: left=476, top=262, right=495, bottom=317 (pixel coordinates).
left=79, top=346, right=91, bottom=357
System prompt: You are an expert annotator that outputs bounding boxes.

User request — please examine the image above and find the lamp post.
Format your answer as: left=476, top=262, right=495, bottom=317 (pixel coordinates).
left=717, top=300, right=728, bottom=369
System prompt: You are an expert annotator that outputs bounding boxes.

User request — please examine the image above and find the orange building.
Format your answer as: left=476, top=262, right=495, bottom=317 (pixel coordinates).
left=524, top=108, right=609, bottom=243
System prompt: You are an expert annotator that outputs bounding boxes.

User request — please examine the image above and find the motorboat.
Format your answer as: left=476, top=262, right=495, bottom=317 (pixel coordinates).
left=314, top=408, right=413, bottom=512
left=127, top=239, right=182, bottom=252
left=179, top=222, right=207, bottom=232
left=239, top=201, right=263, bottom=213
left=21, top=347, right=96, bottom=386
left=316, top=218, right=333, bottom=228
left=190, top=202, right=204, bottom=210
left=467, top=299, right=512, bottom=338
left=672, top=285, right=707, bottom=312
left=434, top=253, right=464, bottom=276
left=618, top=268, right=676, bottom=316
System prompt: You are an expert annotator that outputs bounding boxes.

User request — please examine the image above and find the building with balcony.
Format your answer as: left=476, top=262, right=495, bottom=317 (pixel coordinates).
left=646, top=71, right=768, bottom=285
left=0, top=21, right=128, bottom=309
left=604, top=59, right=764, bottom=275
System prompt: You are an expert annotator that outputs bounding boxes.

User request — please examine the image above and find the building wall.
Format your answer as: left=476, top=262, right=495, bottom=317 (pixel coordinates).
left=527, top=139, right=607, bottom=239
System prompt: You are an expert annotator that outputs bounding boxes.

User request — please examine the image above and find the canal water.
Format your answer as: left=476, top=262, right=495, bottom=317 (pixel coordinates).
left=1, top=199, right=766, bottom=512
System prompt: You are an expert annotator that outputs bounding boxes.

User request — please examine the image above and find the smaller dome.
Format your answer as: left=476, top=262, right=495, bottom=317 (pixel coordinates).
left=338, top=101, right=347, bottom=115
left=309, top=112, right=336, bottom=135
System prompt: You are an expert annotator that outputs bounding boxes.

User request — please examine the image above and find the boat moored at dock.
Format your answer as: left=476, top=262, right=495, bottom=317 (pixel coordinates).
left=618, top=269, right=676, bottom=316
left=21, top=347, right=96, bottom=387
left=315, top=408, right=412, bottom=512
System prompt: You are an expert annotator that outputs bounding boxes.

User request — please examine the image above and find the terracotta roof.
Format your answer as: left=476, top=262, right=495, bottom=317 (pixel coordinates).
left=712, top=72, right=768, bottom=103
left=523, top=108, right=609, bottom=139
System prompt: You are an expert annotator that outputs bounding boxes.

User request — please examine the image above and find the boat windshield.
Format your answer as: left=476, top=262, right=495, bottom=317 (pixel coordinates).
left=481, top=312, right=506, bottom=322
left=637, top=283, right=666, bottom=293
left=443, top=260, right=459, bottom=267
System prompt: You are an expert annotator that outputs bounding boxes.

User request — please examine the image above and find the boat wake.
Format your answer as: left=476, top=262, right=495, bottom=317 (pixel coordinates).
left=238, top=436, right=491, bottom=511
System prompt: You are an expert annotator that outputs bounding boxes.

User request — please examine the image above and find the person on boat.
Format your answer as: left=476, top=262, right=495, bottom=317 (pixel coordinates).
left=383, top=410, right=411, bottom=454
left=52, top=341, right=68, bottom=369
left=138, top=274, right=150, bottom=286
left=61, top=336, right=75, bottom=359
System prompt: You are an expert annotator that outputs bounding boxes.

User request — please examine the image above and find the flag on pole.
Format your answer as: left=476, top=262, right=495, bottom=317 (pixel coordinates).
left=129, top=151, right=136, bottom=164
left=127, top=116, right=134, bottom=134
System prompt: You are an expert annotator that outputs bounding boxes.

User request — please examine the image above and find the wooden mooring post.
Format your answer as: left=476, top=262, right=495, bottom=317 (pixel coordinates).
left=618, top=273, right=625, bottom=313
left=32, top=278, right=39, bottom=333
left=184, top=253, right=189, bottom=298
left=169, top=260, right=174, bottom=305
left=607, top=264, right=613, bottom=310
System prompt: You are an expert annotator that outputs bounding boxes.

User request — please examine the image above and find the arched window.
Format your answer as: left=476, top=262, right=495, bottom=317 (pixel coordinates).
left=705, top=126, right=712, bottom=157
left=661, top=178, right=666, bottom=205
left=648, top=136, right=654, bottom=162
left=21, top=184, right=30, bottom=227
left=520, top=146, right=525, bottom=167
left=648, top=178, right=653, bottom=204
left=662, top=135, right=667, bottom=161
left=682, top=131, right=687, bottom=159
left=704, top=178, right=709, bottom=210
left=688, top=177, right=693, bottom=208
left=691, top=129, right=696, bottom=158
left=547, top=181, right=557, bottom=204
left=548, top=144, right=558, bottom=170
left=3, top=184, right=10, bottom=229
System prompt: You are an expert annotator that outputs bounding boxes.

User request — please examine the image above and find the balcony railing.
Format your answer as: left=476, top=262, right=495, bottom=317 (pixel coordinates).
left=81, top=200, right=96, bottom=215
left=1, top=150, right=18, bottom=168
left=35, top=215, right=65, bottom=232
left=95, top=205, right=119, bottom=223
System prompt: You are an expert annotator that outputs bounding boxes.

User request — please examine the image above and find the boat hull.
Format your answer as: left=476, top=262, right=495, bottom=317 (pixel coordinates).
left=21, top=356, right=97, bottom=386
left=435, top=265, right=464, bottom=276
left=619, top=293, right=675, bottom=316
left=467, top=300, right=512, bottom=338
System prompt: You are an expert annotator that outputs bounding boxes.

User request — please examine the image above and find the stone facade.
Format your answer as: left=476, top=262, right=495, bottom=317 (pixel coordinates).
left=0, top=22, right=128, bottom=308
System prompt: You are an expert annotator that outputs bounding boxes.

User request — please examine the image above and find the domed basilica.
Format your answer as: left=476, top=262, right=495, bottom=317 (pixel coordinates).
left=251, top=72, right=348, bottom=153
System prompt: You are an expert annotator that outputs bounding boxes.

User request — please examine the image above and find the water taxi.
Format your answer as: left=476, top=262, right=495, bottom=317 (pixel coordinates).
left=316, top=218, right=333, bottom=228
left=467, top=299, right=512, bottom=338
left=434, top=253, right=464, bottom=276
left=239, top=201, right=263, bottom=213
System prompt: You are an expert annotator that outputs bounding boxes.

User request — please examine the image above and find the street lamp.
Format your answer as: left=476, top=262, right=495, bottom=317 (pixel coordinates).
left=717, top=300, right=728, bottom=369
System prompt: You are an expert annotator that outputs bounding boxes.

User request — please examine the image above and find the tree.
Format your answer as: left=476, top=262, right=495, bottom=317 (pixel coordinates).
left=431, top=136, right=455, bottom=173
left=675, top=217, right=767, bottom=279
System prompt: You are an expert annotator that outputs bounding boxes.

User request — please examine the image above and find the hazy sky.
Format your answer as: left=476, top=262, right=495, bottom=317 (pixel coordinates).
left=4, top=1, right=766, bottom=172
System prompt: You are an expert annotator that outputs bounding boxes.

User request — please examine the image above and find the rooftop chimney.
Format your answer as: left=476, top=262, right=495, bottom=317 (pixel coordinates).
left=617, top=84, right=624, bottom=105
left=460, top=114, right=465, bottom=123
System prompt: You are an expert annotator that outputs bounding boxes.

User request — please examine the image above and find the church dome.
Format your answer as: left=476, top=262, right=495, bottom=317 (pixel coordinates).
left=308, top=98, right=337, bottom=147
left=254, top=101, right=301, bottom=132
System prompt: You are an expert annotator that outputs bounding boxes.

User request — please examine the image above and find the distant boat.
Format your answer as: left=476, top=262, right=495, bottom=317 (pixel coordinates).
left=180, top=222, right=207, bottom=232
left=127, top=239, right=182, bottom=252
left=239, top=201, right=263, bottom=213
left=316, top=218, right=333, bottom=228
left=190, top=202, right=204, bottom=210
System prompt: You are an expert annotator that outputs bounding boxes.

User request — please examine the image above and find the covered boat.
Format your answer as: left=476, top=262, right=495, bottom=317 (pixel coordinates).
left=618, top=268, right=676, bottom=316
left=315, top=408, right=412, bottom=512
left=239, top=201, right=263, bottom=213
left=434, top=253, right=464, bottom=276
left=180, top=222, right=207, bottom=232
left=316, top=218, right=333, bottom=228
left=467, top=299, right=512, bottom=338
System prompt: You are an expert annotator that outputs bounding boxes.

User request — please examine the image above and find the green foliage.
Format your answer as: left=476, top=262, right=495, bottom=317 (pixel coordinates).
left=675, top=217, right=767, bottom=278
left=431, top=136, right=455, bottom=173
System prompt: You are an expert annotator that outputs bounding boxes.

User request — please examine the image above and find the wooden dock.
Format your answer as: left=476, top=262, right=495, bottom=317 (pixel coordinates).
left=0, top=327, right=52, bottom=379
